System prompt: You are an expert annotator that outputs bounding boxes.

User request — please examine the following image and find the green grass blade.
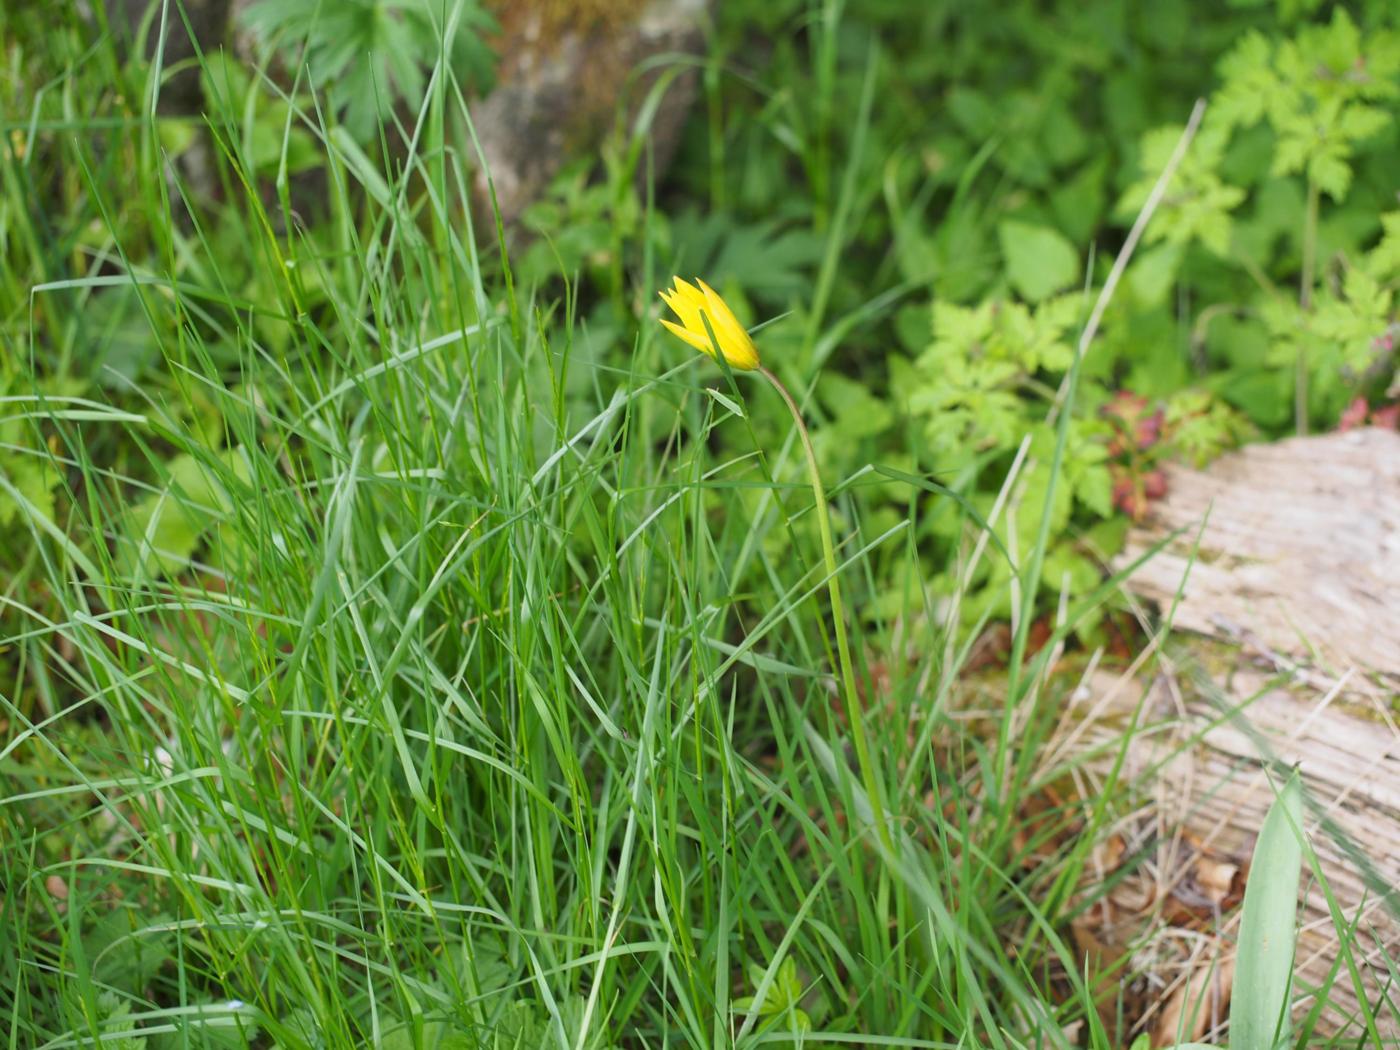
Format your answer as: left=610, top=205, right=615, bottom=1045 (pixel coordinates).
left=1230, top=770, right=1304, bottom=1050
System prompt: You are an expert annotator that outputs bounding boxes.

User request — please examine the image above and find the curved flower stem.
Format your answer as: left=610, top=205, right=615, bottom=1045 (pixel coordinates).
left=759, top=365, right=891, bottom=851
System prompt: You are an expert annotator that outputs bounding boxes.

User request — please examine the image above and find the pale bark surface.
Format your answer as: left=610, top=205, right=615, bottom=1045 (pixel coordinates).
left=1070, top=427, right=1400, bottom=1043
left=1072, top=664, right=1400, bottom=1043
left=1118, top=426, right=1400, bottom=680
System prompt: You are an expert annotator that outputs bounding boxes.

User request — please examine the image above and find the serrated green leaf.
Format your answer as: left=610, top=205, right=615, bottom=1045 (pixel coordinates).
left=242, top=0, right=497, bottom=142
left=1076, top=463, right=1114, bottom=519
left=998, top=220, right=1080, bottom=303
left=1308, top=149, right=1352, bottom=202
left=1367, top=212, right=1400, bottom=277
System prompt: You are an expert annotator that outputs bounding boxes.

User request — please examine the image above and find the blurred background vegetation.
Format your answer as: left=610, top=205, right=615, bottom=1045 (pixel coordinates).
left=8, top=0, right=1400, bottom=637
left=2, top=0, right=1399, bottom=1045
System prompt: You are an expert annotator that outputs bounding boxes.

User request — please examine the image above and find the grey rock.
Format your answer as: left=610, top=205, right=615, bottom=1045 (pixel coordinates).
left=473, top=0, right=711, bottom=225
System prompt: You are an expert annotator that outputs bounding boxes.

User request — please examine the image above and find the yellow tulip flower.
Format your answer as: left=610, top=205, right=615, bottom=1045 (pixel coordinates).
left=654, top=274, right=890, bottom=847
left=658, top=276, right=761, bottom=371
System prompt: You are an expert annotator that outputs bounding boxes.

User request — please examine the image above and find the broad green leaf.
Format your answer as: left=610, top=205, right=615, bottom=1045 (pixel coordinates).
left=0, top=454, right=59, bottom=527
left=1127, top=242, right=1184, bottom=308
left=124, top=452, right=244, bottom=575
left=998, top=219, right=1079, bottom=303
left=1050, top=156, right=1108, bottom=244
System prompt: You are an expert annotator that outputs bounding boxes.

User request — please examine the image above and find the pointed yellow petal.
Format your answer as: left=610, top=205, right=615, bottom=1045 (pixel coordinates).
left=658, top=287, right=681, bottom=316
left=660, top=318, right=715, bottom=356
left=658, top=278, right=761, bottom=370
left=695, top=279, right=759, bottom=370
left=672, top=276, right=703, bottom=300
left=695, top=279, right=743, bottom=332
left=660, top=287, right=703, bottom=333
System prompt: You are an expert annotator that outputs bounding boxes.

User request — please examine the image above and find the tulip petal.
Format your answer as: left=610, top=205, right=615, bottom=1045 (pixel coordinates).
left=660, top=287, right=703, bottom=333
left=696, top=279, right=743, bottom=334
left=696, top=279, right=759, bottom=369
left=660, top=318, right=715, bottom=356
left=656, top=277, right=762, bottom=371
left=672, top=276, right=704, bottom=304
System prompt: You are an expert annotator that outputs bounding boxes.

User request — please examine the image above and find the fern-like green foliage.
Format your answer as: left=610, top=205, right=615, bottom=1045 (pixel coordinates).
left=1214, top=8, right=1400, bottom=200
left=838, top=4, right=1397, bottom=630
left=241, top=0, right=497, bottom=141
left=563, top=0, right=1400, bottom=639
left=1118, top=125, right=1245, bottom=256
left=1114, top=7, right=1400, bottom=427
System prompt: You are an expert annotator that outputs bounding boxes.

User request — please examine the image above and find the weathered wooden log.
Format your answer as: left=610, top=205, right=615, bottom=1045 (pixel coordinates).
left=1063, top=428, right=1400, bottom=1044
left=1069, top=662, right=1400, bottom=1044
left=1118, top=426, right=1400, bottom=681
